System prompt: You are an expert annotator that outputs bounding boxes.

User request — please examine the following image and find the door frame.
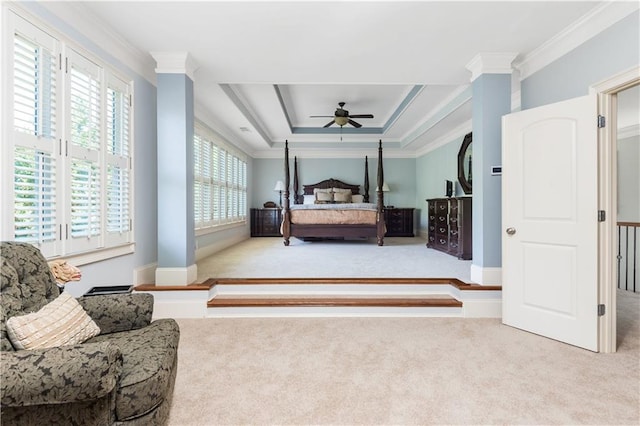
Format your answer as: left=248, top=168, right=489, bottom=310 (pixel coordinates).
left=591, top=65, right=640, bottom=353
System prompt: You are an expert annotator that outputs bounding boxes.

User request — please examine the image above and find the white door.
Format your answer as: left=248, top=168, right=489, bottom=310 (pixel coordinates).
left=502, top=94, right=599, bottom=351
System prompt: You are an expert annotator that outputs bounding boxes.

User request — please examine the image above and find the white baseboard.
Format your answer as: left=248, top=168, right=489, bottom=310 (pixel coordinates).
left=155, top=264, right=198, bottom=286
left=196, top=233, right=248, bottom=261
left=133, top=262, right=157, bottom=285
left=470, top=265, right=502, bottom=285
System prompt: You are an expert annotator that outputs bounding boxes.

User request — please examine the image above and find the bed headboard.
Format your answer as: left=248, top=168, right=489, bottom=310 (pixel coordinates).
left=302, top=178, right=360, bottom=196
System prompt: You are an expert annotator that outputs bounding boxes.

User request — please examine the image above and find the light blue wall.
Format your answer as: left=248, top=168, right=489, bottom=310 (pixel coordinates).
left=156, top=74, right=195, bottom=268
left=471, top=73, right=511, bottom=269
left=617, top=135, right=640, bottom=222
left=252, top=156, right=416, bottom=209
left=522, top=10, right=640, bottom=110
left=415, top=138, right=464, bottom=232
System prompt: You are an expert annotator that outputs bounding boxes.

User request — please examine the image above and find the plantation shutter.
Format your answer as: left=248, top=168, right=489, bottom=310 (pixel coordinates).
left=105, top=76, right=131, bottom=246
left=11, top=21, right=61, bottom=257
left=193, top=134, right=203, bottom=226
left=66, top=49, right=102, bottom=253
left=193, top=122, right=247, bottom=230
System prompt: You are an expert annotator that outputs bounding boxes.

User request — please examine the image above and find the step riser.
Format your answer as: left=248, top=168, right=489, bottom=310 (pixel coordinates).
left=212, top=284, right=454, bottom=297
left=206, top=306, right=464, bottom=318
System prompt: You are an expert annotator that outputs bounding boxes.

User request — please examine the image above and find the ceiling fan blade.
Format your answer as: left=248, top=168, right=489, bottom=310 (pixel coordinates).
left=323, top=120, right=335, bottom=128
left=349, top=114, right=374, bottom=119
left=310, top=115, right=335, bottom=118
left=348, top=119, right=362, bottom=128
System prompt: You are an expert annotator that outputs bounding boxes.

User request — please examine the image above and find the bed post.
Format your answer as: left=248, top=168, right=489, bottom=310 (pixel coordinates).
left=294, top=156, right=299, bottom=204
left=363, top=156, right=370, bottom=203
left=376, top=140, right=385, bottom=246
left=283, top=141, right=291, bottom=246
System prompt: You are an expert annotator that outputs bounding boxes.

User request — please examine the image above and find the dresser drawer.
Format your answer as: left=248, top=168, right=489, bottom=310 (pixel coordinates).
left=427, top=197, right=472, bottom=260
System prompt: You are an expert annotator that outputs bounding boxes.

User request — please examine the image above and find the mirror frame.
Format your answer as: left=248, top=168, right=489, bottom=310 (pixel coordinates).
left=457, top=132, right=472, bottom=195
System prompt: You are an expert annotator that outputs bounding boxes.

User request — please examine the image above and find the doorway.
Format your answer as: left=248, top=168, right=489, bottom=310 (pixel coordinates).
left=594, top=66, right=640, bottom=353
left=615, top=84, right=639, bottom=349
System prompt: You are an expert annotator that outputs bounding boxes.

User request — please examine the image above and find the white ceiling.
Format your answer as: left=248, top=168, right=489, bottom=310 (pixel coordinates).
left=49, top=1, right=607, bottom=157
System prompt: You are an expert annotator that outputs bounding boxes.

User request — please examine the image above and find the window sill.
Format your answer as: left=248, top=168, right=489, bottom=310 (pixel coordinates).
left=47, top=243, right=135, bottom=266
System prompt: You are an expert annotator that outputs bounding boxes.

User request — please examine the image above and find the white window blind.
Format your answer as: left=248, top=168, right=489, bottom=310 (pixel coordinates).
left=193, top=124, right=247, bottom=230
left=6, top=13, right=134, bottom=261
left=105, top=77, right=131, bottom=246
left=67, top=50, right=102, bottom=253
left=11, top=22, right=61, bottom=258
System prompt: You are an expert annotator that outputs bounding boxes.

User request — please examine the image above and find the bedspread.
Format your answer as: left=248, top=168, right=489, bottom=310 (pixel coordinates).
left=289, top=203, right=378, bottom=225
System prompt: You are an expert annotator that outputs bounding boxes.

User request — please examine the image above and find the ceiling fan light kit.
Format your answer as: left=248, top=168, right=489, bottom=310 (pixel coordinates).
left=312, top=101, right=374, bottom=128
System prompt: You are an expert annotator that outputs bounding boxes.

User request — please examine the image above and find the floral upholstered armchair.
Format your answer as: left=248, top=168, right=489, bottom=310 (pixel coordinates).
left=0, top=241, right=180, bottom=425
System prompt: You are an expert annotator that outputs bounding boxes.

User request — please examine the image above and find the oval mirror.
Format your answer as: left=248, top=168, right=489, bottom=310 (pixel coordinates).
left=457, top=132, right=472, bottom=194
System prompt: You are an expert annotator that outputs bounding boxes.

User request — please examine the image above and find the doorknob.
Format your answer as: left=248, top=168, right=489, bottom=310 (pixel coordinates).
left=506, top=227, right=516, bottom=235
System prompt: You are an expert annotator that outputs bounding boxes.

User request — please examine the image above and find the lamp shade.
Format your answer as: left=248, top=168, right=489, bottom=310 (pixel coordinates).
left=273, top=180, right=285, bottom=191
left=376, top=182, right=390, bottom=192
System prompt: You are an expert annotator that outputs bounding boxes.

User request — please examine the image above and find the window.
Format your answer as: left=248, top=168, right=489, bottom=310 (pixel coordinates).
left=5, top=13, right=133, bottom=260
left=194, top=123, right=247, bottom=230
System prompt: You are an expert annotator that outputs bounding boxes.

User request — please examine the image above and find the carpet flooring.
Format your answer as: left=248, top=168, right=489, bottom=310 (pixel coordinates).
left=166, top=237, right=640, bottom=425
left=168, top=290, right=639, bottom=425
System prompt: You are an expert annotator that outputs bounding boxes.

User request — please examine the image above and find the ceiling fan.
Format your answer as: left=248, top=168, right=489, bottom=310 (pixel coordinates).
left=310, top=102, right=374, bottom=128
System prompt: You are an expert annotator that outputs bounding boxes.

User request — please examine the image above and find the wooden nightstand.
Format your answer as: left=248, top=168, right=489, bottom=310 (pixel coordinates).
left=250, top=208, right=282, bottom=237
left=383, top=208, right=415, bottom=237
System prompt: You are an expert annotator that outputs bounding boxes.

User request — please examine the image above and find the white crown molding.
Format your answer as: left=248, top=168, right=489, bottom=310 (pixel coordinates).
left=251, top=147, right=413, bottom=159
left=465, top=53, right=518, bottom=82
left=151, top=51, right=198, bottom=80
left=18, top=1, right=157, bottom=84
left=415, top=119, right=472, bottom=158
left=402, top=85, right=471, bottom=147
left=515, top=2, right=639, bottom=81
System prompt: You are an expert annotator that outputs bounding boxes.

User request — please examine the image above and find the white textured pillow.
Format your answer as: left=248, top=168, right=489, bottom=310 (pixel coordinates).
left=303, top=194, right=315, bottom=205
left=6, top=293, right=100, bottom=350
left=352, top=194, right=364, bottom=203
left=332, top=187, right=352, bottom=194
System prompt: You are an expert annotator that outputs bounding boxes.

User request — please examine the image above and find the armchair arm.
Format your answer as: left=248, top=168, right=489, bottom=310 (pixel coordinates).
left=78, top=293, right=153, bottom=335
left=1, top=342, right=122, bottom=407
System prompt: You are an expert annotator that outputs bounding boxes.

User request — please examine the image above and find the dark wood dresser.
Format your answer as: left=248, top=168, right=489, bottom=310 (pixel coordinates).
left=250, top=208, right=282, bottom=237
left=426, top=197, right=472, bottom=259
left=384, top=208, right=415, bottom=237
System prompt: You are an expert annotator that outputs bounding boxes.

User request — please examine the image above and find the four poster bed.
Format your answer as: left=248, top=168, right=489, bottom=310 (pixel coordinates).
left=281, top=140, right=386, bottom=246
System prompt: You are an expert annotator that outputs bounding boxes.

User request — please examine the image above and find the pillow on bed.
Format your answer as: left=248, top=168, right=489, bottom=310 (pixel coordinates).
left=303, top=194, right=315, bottom=205
left=333, top=192, right=352, bottom=203
left=313, top=188, right=332, bottom=194
left=352, top=194, right=364, bottom=203
left=315, top=191, right=333, bottom=203
left=332, top=187, right=352, bottom=194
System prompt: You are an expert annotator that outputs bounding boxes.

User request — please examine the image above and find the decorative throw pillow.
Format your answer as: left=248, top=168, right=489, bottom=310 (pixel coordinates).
left=315, top=191, right=333, bottom=203
left=6, top=292, right=101, bottom=350
left=332, top=187, right=352, bottom=194
left=333, top=192, right=352, bottom=203
left=352, top=194, right=364, bottom=203
left=313, top=188, right=332, bottom=194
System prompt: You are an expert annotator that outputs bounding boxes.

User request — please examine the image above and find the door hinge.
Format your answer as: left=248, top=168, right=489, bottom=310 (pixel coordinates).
left=597, top=115, right=606, bottom=128
left=598, top=304, right=606, bottom=316
left=598, top=210, right=606, bottom=222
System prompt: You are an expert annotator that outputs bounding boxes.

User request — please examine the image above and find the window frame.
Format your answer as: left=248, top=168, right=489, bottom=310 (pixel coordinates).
left=2, top=9, right=135, bottom=265
left=193, top=121, right=247, bottom=234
